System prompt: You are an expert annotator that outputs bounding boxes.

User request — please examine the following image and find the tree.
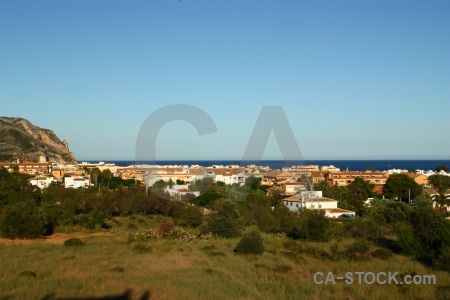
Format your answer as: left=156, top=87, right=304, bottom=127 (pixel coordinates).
left=365, top=199, right=410, bottom=225
left=394, top=221, right=423, bottom=258
left=101, top=169, right=112, bottom=179
left=201, top=200, right=243, bottom=237
left=189, top=177, right=214, bottom=194
left=382, top=173, right=422, bottom=202
left=152, top=179, right=167, bottom=189
left=294, top=209, right=332, bottom=242
left=0, top=167, right=10, bottom=180
left=407, top=207, right=450, bottom=264
left=411, top=194, right=433, bottom=208
left=245, top=176, right=262, bottom=191
left=233, top=230, right=265, bottom=254
left=0, top=200, right=47, bottom=238
left=436, top=165, right=449, bottom=173
left=428, top=174, right=450, bottom=209
left=346, top=178, right=374, bottom=214
left=179, top=205, right=203, bottom=227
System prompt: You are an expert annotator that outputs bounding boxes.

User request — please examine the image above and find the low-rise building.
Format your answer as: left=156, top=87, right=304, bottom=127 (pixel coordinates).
left=164, top=184, right=201, bottom=199
left=282, top=191, right=356, bottom=219
left=0, top=162, right=53, bottom=175
left=64, top=176, right=90, bottom=189
left=29, top=176, right=59, bottom=188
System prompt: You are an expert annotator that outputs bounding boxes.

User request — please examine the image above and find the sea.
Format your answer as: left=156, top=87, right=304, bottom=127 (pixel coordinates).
left=87, top=160, right=450, bottom=172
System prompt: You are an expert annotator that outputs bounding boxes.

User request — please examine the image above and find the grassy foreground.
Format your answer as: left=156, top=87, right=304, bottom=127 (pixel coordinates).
left=1, top=216, right=449, bottom=300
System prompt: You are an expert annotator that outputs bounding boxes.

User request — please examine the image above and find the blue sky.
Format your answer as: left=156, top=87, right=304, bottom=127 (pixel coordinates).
left=1, top=0, right=449, bottom=160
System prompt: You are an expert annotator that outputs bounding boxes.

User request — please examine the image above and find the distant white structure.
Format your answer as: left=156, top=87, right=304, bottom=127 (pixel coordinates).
left=64, top=176, right=90, bottom=189
left=164, top=184, right=200, bottom=199
left=414, top=169, right=450, bottom=177
left=320, top=165, right=341, bottom=172
left=384, top=169, right=409, bottom=175
left=29, top=176, right=59, bottom=189
left=283, top=190, right=355, bottom=219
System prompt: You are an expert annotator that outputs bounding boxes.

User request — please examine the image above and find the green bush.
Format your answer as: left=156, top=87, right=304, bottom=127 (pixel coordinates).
left=394, top=221, right=423, bottom=258
left=201, top=201, right=243, bottom=238
left=288, top=209, right=332, bottom=242
left=434, top=245, right=450, bottom=272
left=347, top=238, right=371, bottom=254
left=64, top=238, right=84, bottom=247
left=179, top=205, right=203, bottom=227
left=0, top=200, right=46, bottom=239
left=233, top=230, right=265, bottom=254
left=80, top=210, right=106, bottom=230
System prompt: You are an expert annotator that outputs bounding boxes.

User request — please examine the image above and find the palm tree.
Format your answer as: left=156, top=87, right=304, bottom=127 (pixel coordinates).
left=428, top=174, right=450, bottom=210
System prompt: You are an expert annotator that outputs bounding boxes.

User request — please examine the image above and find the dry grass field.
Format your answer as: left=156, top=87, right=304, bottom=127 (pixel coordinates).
left=1, top=215, right=449, bottom=300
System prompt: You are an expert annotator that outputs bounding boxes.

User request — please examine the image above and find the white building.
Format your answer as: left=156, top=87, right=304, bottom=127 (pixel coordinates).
left=282, top=191, right=356, bottom=219
left=64, top=176, right=90, bottom=189
left=29, top=176, right=59, bottom=189
left=320, top=165, right=341, bottom=172
left=207, top=168, right=245, bottom=185
left=164, top=184, right=201, bottom=200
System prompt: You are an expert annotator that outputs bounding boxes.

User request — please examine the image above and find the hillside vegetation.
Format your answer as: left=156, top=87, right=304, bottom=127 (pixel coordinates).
left=1, top=169, right=450, bottom=299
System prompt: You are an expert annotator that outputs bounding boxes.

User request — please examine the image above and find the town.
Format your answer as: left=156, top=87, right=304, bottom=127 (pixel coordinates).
left=1, top=157, right=449, bottom=220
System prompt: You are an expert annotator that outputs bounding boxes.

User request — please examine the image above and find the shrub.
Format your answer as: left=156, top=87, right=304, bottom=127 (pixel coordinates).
left=127, top=230, right=157, bottom=243
left=394, top=221, right=423, bottom=258
left=109, top=266, right=125, bottom=273
left=344, top=218, right=384, bottom=243
left=167, top=228, right=197, bottom=243
left=156, top=221, right=174, bottom=238
left=137, top=218, right=148, bottom=226
left=80, top=210, right=106, bottom=230
left=347, top=238, right=371, bottom=254
left=372, top=249, right=394, bottom=260
left=201, top=201, right=243, bottom=238
left=287, top=209, right=331, bottom=242
left=233, top=230, right=265, bottom=254
left=179, top=206, right=203, bottom=227
left=133, top=244, right=153, bottom=253
left=101, top=223, right=112, bottom=229
left=0, top=200, right=46, bottom=239
left=198, top=232, right=224, bottom=240
left=434, top=245, right=450, bottom=272
left=127, top=223, right=138, bottom=230
left=64, top=238, right=84, bottom=247
left=18, top=270, right=36, bottom=278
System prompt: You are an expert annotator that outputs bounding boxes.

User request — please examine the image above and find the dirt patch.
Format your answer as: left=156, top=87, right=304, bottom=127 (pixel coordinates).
left=0, top=231, right=122, bottom=246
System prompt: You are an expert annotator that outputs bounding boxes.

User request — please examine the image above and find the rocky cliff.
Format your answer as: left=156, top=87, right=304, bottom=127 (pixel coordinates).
left=0, top=117, right=77, bottom=164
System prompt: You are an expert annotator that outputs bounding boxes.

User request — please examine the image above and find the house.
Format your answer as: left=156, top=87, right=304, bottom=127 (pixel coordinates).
left=0, top=161, right=53, bottom=175
left=141, top=167, right=206, bottom=186
left=29, top=176, right=59, bottom=188
left=327, top=171, right=389, bottom=187
left=282, top=191, right=356, bottom=219
left=64, top=176, right=90, bottom=189
left=409, top=173, right=429, bottom=186
left=164, top=184, right=200, bottom=200
left=205, top=168, right=245, bottom=185
left=268, top=181, right=306, bottom=196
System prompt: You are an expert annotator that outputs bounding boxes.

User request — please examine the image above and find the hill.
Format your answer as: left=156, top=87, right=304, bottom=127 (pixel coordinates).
left=0, top=116, right=77, bottom=164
